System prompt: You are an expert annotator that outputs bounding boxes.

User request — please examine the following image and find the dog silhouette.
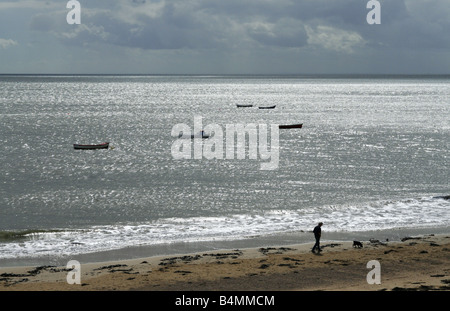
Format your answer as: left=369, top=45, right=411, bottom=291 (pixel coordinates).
left=353, top=241, right=363, bottom=248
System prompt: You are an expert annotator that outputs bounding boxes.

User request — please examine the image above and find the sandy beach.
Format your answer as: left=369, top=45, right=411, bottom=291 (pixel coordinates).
left=1, top=234, right=449, bottom=292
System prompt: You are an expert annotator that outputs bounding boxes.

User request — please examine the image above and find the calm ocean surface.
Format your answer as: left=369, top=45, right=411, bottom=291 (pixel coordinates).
left=0, top=75, right=449, bottom=264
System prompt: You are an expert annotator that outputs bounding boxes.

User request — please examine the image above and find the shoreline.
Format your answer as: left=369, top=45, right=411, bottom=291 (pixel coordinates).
left=1, top=233, right=449, bottom=291
left=2, top=226, right=450, bottom=268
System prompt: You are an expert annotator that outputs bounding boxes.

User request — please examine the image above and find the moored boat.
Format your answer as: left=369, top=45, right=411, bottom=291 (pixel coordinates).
left=73, top=142, right=109, bottom=150
left=279, top=123, right=303, bottom=129
left=178, top=131, right=210, bottom=139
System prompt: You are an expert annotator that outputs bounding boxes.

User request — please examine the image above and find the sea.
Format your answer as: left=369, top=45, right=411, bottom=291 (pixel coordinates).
left=0, top=75, right=449, bottom=267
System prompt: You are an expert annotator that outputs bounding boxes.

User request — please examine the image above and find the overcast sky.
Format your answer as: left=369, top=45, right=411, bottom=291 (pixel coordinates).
left=0, top=0, right=449, bottom=74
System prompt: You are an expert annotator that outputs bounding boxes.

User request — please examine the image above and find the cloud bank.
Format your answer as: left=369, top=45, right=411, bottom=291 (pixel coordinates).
left=1, top=0, right=449, bottom=74
left=0, top=38, right=18, bottom=49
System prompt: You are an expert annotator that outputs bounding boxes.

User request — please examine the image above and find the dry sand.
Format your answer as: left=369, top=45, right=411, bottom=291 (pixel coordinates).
left=1, top=234, right=449, bottom=291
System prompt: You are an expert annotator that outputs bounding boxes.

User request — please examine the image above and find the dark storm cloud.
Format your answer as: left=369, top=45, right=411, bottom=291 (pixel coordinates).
left=116, top=3, right=228, bottom=50
left=3, top=0, right=450, bottom=74
left=27, top=0, right=328, bottom=50
left=33, top=1, right=235, bottom=50
left=24, top=0, right=450, bottom=53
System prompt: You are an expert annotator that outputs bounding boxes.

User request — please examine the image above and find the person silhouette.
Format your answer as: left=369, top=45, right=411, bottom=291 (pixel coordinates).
left=312, top=222, right=323, bottom=253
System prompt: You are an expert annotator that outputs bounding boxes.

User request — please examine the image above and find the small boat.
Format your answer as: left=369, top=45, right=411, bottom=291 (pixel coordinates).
left=279, top=123, right=303, bottom=129
left=433, top=195, right=450, bottom=200
left=236, top=104, right=253, bottom=108
left=73, top=142, right=109, bottom=150
left=258, top=105, right=276, bottom=109
left=178, top=131, right=210, bottom=139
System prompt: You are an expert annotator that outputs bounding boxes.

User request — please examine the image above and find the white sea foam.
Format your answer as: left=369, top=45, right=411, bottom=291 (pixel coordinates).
left=0, top=196, right=448, bottom=259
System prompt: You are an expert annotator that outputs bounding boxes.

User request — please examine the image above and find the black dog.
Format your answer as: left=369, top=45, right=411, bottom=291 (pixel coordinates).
left=353, top=241, right=363, bottom=248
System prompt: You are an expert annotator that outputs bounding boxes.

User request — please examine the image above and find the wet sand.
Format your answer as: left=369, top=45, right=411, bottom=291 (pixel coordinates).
left=1, top=234, right=449, bottom=291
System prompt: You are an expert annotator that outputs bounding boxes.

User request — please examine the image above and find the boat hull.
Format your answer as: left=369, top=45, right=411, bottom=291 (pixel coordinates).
left=178, top=134, right=210, bottom=139
left=74, top=142, right=109, bottom=150
left=279, top=124, right=303, bottom=129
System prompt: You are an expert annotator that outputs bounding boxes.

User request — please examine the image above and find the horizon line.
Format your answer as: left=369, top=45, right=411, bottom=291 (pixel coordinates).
left=1, top=73, right=450, bottom=77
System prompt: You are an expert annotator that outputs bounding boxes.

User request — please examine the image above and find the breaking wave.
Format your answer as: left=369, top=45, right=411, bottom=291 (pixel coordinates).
left=0, top=196, right=448, bottom=260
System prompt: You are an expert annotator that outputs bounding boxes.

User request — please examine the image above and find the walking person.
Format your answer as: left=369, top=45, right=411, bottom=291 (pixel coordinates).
left=311, top=222, right=323, bottom=253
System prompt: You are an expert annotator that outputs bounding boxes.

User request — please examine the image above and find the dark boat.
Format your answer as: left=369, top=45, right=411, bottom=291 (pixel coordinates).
left=279, top=123, right=303, bottom=129
left=73, top=142, right=109, bottom=150
left=259, top=105, right=276, bottom=109
left=433, top=195, right=450, bottom=200
left=178, top=131, right=210, bottom=139
left=237, top=104, right=253, bottom=108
